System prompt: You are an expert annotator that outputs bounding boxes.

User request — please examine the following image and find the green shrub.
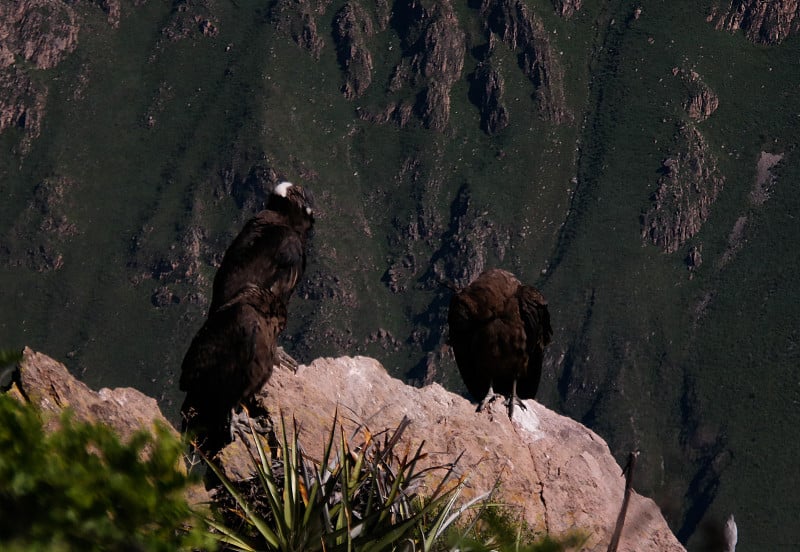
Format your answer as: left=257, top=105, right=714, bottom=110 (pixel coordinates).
left=0, top=394, right=216, bottom=551
left=205, top=413, right=479, bottom=551
left=439, top=503, right=589, bottom=551
left=205, top=413, right=587, bottom=552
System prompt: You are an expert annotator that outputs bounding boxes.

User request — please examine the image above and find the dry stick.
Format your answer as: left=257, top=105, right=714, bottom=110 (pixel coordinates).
left=607, top=450, right=640, bottom=552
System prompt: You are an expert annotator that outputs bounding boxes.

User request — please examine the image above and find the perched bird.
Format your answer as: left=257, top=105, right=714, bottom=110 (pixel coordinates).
left=447, top=268, right=552, bottom=419
left=180, top=285, right=287, bottom=456
left=209, top=181, right=314, bottom=314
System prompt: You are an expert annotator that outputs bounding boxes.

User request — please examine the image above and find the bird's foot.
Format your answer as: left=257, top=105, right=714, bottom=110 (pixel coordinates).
left=505, top=396, right=527, bottom=419
left=477, top=390, right=503, bottom=412
left=229, top=407, right=272, bottom=442
left=277, top=346, right=299, bottom=373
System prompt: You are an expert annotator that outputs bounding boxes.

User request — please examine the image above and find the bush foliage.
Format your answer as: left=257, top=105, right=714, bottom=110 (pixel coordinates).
left=0, top=395, right=216, bottom=551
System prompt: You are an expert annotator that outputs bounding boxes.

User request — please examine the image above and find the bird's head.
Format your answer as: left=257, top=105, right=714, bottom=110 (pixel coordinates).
left=269, top=181, right=315, bottom=222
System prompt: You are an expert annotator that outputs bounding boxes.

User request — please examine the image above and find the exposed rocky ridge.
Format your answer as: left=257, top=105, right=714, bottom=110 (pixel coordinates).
left=269, top=0, right=332, bottom=59
left=384, top=181, right=512, bottom=384
left=710, top=0, right=800, bottom=44
left=0, top=0, right=79, bottom=70
left=7, top=348, right=176, bottom=444
left=430, top=184, right=510, bottom=289
left=412, top=1, right=466, bottom=131
left=0, top=66, right=47, bottom=154
left=2, top=176, right=80, bottom=272
left=6, top=348, right=685, bottom=552
left=333, top=2, right=376, bottom=99
left=553, top=0, right=583, bottom=19
left=479, top=0, right=571, bottom=124
left=0, top=0, right=80, bottom=152
left=93, top=0, right=123, bottom=28
left=470, top=61, right=510, bottom=135
left=677, top=68, right=719, bottom=122
left=640, top=125, right=725, bottom=254
left=0, top=0, right=145, bottom=152
left=357, top=0, right=465, bottom=131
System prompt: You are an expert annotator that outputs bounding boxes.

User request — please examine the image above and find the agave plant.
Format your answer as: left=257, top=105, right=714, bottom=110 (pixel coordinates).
left=203, top=411, right=483, bottom=552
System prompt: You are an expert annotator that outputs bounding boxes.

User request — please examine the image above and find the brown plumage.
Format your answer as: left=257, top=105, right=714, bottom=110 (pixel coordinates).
left=448, top=268, right=552, bottom=418
left=180, top=285, right=287, bottom=456
left=209, top=181, right=314, bottom=314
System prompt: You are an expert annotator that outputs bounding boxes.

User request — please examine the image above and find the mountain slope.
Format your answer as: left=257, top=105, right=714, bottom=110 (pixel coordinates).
left=1, top=1, right=799, bottom=549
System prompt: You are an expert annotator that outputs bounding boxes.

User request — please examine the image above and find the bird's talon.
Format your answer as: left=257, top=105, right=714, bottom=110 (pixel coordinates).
left=477, top=390, right=502, bottom=412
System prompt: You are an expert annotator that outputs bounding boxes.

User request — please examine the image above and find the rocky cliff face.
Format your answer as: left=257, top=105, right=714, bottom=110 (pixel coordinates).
left=0, top=0, right=79, bottom=70
left=553, top=0, right=583, bottom=19
left=270, top=0, right=332, bottom=59
left=3, top=176, right=80, bottom=273
left=333, top=2, right=376, bottom=100
left=479, top=0, right=571, bottom=124
left=640, top=125, right=725, bottom=254
left=710, top=0, right=800, bottom=44
left=7, top=348, right=175, bottom=442
left=679, top=68, right=719, bottom=122
left=470, top=62, right=511, bottom=135
left=355, top=0, right=466, bottom=132
left=6, top=348, right=685, bottom=552
left=0, top=0, right=80, bottom=153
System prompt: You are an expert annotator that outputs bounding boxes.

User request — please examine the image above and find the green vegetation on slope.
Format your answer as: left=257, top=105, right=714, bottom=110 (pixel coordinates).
left=2, top=1, right=800, bottom=549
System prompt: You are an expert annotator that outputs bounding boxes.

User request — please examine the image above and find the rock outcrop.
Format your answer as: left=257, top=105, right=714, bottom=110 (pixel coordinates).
left=678, top=69, right=719, bottom=122
left=710, top=0, right=800, bottom=44
left=251, top=356, right=684, bottom=551
left=269, top=0, right=332, bottom=59
left=7, top=348, right=175, bottom=442
left=479, top=0, right=570, bottom=124
left=470, top=62, right=510, bottom=135
left=7, top=348, right=685, bottom=551
left=0, top=0, right=79, bottom=71
left=640, top=125, right=725, bottom=253
left=2, top=176, right=80, bottom=272
left=0, top=0, right=80, bottom=152
left=553, top=0, right=583, bottom=19
left=333, top=2, right=375, bottom=99
left=430, top=184, right=510, bottom=289
left=359, top=0, right=466, bottom=132
left=750, top=150, right=783, bottom=206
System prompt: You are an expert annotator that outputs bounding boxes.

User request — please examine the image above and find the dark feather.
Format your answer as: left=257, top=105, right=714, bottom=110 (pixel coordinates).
left=180, top=286, right=287, bottom=455
left=209, top=182, right=314, bottom=313
left=448, top=269, right=552, bottom=409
